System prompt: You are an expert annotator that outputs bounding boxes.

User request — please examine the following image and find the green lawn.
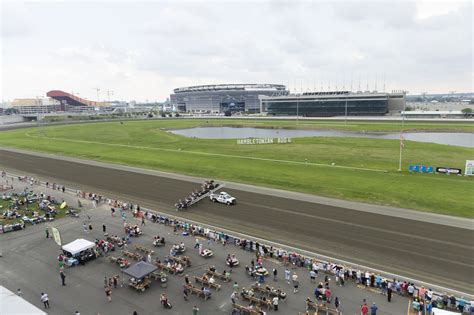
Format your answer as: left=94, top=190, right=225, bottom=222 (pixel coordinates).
left=0, top=119, right=472, bottom=217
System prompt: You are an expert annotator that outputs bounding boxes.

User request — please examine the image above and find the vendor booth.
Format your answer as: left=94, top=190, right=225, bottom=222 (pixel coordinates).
left=62, top=238, right=96, bottom=266
left=123, top=261, right=158, bottom=292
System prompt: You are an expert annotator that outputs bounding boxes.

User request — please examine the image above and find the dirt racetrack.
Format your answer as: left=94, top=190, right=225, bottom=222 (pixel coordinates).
left=0, top=149, right=472, bottom=294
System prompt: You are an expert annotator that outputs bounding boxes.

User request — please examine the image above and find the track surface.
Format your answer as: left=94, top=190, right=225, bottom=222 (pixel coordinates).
left=1, top=149, right=472, bottom=294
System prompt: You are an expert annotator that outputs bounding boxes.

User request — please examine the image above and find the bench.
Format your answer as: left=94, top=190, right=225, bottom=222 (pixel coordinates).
left=135, top=245, right=154, bottom=255
left=232, top=303, right=262, bottom=315
left=241, top=293, right=271, bottom=309
left=251, top=284, right=286, bottom=300
left=205, top=270, right=231, bottom=282
left=306, top=298, right=338, bottom=313
left=168, top=255, right=191, bottom=267
left=194, top=276, right=221, bottom=291
left=122, top=250, right=142, bottom=260
left=155, top=262, right=179, bottom=275
left=184, top=284, right=211, bottom=300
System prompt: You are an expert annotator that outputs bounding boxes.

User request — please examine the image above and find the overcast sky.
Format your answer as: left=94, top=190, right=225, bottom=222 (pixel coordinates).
left=1, top=0, right=472, bottom=102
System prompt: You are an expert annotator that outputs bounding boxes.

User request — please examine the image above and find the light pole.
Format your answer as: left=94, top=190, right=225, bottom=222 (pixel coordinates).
left=296, top=94, right=299, bottom=125
left=344, top=96, right=348, bottom=125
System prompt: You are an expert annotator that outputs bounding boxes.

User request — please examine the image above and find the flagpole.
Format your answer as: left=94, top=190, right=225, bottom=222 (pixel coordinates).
left=398, top=96, right=406, bottom=171
left=398, top=139, right=403, bottom=171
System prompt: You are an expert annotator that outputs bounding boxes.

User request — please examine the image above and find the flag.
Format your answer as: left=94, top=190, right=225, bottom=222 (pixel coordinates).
left=51, top=227, right=61, bottom=246
left=400, top=135, right=405, bottom=149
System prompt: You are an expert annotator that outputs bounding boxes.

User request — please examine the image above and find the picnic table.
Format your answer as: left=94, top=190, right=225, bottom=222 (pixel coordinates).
left=232, top=303, right=262, bottom=315
left=135, top=245, right=154, bottom=255
left=241, top=292, right=271, bottom=309
left=184, top=284, right=212, bottom=300
left=128, top=277, right=151, bottom=292
left=194, top=275, right=221, bottom=290
left=168, top=255, right=191, bottom=267
left=122, top=250, right=142, bottom=260
left=205, top=269, right=231, bottom=282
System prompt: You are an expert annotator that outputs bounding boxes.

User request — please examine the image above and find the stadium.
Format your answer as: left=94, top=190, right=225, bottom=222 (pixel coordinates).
left=261, top=91, right=407, bottom=116
left=170, top=84, right=406, bottom=116
left=169, top=84, right=288, bottom=114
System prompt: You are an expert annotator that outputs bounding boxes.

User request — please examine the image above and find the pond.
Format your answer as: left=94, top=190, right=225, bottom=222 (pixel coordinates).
left=169, top=127, right=474, bottom=148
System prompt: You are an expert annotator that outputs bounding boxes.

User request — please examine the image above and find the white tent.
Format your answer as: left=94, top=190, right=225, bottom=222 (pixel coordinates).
left=0, top=286, right=47, bottom=315
left=62, top=238, right=95, bottom=256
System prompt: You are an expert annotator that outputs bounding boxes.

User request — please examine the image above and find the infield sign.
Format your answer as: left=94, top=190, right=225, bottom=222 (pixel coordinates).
left=236, top=137, right=292, bottom=145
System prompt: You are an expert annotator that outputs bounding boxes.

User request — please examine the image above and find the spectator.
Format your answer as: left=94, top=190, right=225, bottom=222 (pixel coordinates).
left=40, top=292, right=50, bottom=309
left=370, top=302, right=378, bottom=315
left=272, top=296, right=279, bottom=311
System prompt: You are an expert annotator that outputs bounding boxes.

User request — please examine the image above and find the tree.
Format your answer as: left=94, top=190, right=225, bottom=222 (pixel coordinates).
left=461, top=108, right=473, bottom=117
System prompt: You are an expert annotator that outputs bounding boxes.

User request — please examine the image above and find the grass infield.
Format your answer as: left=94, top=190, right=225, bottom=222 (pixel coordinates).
left=0, top=118, right=472, bottom=217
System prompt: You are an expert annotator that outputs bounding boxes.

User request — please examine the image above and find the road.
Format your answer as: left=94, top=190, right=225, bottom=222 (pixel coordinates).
left=0, top=149, right=472, bottom=294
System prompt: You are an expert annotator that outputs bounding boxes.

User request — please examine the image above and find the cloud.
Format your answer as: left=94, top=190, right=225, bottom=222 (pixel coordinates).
left=1, top=0, right=472, bottom=101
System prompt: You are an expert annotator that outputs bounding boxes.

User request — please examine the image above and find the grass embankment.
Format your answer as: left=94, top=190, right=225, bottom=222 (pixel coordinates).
left=0, top=119, right=472, bottom=217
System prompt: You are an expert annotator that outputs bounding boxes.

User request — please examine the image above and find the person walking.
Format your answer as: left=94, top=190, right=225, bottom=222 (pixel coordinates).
left=273, top=268, right=277, bottom=281
left=141, top=217, right=145, bottom=227
left=60, top=270, right=66, bottom=286
left=105, top=287, right=112, bottom=303
left=310, top=269, right=316, bottom=283
left=233, top=282, right=239, bottom=293
left=40, top=292, right=50, bottom=309
left=183, top=287, right=189, bottom=301
left=192, top=305, right=199, bottom=315
left=231, top=291, right=238, bottom=304
left=102, top=224, right=106, bottom=234
left=292, top=273, right=299, bottom=293
left=370, top=302, right=378, bottom=315
left=45, top=228, right=49, bottom=239
left=334, top=297, right=341, bottom=314
left=387, top=287, right=393, bottom=302
left=360, top=303, right=369, bottom=315
left=272, top=296, right=279, bottom=311
left=284, top=268, right=290, bottom=284
left=17, top=289, right=22, bottom=297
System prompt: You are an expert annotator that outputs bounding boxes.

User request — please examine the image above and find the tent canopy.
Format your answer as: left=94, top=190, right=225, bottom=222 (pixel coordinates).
left=123, top=261, right=158, bottom=279
left=62, top=238, right=95, bottom=255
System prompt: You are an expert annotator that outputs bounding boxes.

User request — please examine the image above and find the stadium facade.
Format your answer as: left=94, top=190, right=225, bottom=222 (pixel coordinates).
left=170, top=84, right=406, bottom=116
left=260, top=91, right=406, bottom=116
left=170, top=84, right=288, bottom=113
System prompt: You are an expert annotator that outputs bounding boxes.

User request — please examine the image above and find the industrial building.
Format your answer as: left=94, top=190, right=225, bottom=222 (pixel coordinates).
left=11, top=97, right=62, bottom=115
left=260, top=91, right=406, bottom=117
left=170, top=84, right=288, bottom=113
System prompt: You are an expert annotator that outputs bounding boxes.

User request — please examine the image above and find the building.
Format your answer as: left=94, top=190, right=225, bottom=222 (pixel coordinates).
left=260, top=91, right=406, bottom=117
left=170, top=84, right=288, bottom=113
left=11, top=97, right=62, bottom=115
left=47, top=90, right=109, bottom=112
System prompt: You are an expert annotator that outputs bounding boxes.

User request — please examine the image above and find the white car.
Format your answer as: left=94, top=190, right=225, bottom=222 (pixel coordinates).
left=209, top=192, right=236, bottom=205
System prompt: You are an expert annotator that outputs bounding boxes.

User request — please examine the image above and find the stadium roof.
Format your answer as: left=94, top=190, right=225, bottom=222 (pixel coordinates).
left=173, top=84, right=286, bottom=94
left=47, top=90, right=108, bottom=107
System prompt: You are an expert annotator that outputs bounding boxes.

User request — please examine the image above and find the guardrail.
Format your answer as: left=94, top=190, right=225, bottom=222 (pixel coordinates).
left=3, top=170, right=473, bottom=302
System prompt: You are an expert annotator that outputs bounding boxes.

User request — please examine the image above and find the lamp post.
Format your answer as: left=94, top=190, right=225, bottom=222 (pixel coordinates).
left=296, top=94, right=299, bottom=125
left=344, top=96, right=348, bottom=125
